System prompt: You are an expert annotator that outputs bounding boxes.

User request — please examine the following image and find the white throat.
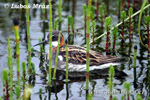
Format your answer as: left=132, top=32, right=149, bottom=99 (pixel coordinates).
left=52, top=41, right=58, bottom=48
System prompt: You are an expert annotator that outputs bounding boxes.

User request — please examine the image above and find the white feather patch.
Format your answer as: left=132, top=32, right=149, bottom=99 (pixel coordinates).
left=52, top=41, right=58, bottom=47
left=60, top=63, right=120, bottom=72
left=58, top=55, right=63, bottom=61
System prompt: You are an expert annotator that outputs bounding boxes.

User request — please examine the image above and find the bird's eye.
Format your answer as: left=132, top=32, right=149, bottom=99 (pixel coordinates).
left=52, top=36, right=58, bottom=41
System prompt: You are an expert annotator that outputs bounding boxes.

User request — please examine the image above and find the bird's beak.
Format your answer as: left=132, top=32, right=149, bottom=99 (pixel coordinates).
left=33, top=40, right=48, bottom=47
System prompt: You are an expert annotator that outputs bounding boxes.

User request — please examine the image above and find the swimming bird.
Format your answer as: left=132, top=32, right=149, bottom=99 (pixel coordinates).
left=34, top=30, right=122, bottom=72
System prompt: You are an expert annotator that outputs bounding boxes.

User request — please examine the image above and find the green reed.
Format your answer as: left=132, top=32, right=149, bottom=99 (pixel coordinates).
left=113, top=96, right=117, bottom=100
left=3, top=69, right=9, bottom=100
left=13, top=17, right=21, bottom=89
left=70, top=15, right=74, bottom=44
left=68, top=15, right=71, bottom=43
left=22, top=62, right=26, bottom=90
left=99, top=5, right=104, bottom=29
left=53, top=32, right=61, bottom=80
left=26, top=0, right=32, bottom=73
left=128, top=7, right=133, bottom=42
left=83, top=4, right=87, bottom=42
left=48, top=0, right=53, bottom=86
left=8, top=37, right=13, bottom=100
left=105, top=16, right=112, bottom=55
left=16, top=85, right=20, bottom=100
left=108, top=65, right=114, bottom=100
left=86, top=0, right=92, bottom=90
left=91, top=6, right=94, bottom=20
left=136, top=93, right=142, bottom=100
left=92, top=20, right=95, bottom=49
left=138, top=0, right=150, bottom=51
left=39, top=38, right=43, bottom=55
left=87, top=93, right=93, bottom=100
left=66, top=40, right=69, bottom=82
left=42, top=0, right=46, bottom=21
left=117, top=0, right=121, bottom=18
left=112, top=27, right=118, bottom=54
left=54, top=18, right=58, bottom=30
left=134, top=45, right=137, bottom=68
left=91, top=4, right=150, bottom=44
left=102, top=2, right=106, bottom=18
left=121, top=10, right=126, bottom=40
left=58, top=0, right=62, bottom=23
left=144, top=15, right=150, bottom=56
left=124, top=82, right=130, bottom=100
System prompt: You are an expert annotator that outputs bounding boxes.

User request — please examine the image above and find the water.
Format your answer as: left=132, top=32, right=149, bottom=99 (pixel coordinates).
left=0, top=0, right=149, bottom=100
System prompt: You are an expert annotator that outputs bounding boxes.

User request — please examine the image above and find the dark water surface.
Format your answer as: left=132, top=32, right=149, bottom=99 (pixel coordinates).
left=0, top=0, right=149, bottom=100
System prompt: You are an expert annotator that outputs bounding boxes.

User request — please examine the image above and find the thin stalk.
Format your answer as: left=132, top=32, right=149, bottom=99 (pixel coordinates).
left=39, top=38, right=43, bottom=55
left=58, top=0, right=62, bottom=23
left=16, top=85, right=20, bottom=100
left=70, top=15, right=74, bottom=44
left=90, top=4, right=150, bottom=44
left=26, top=0, right=32, bottom=73
left=68, top=15, right=71, bottom=43
left=138, top=0, right=150, bottom=51
left=96, top=0, right=99, bottom=19
left=134, top=45, right=137, bottom=68
left=128, top=7, right=133, bottom=42
left=99, top=5, right=104, bottom=29
left=108, top=65, right=114, bottom=100
left=13, top=17, right=20, bottom=91
left=65, top=40, right=69, bottom=82
left=86, top=0, right=92, bottom=90
left=53, top=32, right=61, bottom=80
left=3, top=69, right=9, bottom=100
left=92, top=20, right=95, bottom=49
left=54, top=18, right=58, bottom=30
left=22, top=62, right=26, bottom=90
left=8, top=37, right=13, bottom=100
left=112, top=27, right=118, bottom=54
left=128, top=0, right=130, bottom=9
left=83, top=4, right=87, bottom=43
left=42, top=0, right=46, bottom=21
left=48, top=0, right=53, bottom=86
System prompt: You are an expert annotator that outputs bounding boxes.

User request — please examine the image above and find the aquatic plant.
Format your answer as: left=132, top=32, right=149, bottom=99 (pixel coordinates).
left=65, top=40, right=69, bottom=82
left=102, top=2, right=106, bottom=18
left=39, top=37, right=43, bottom=55
left=54, top=18, right=58, bottom=30
left=42, top=0, right=46, bottom=21
left=68, top=15, right=72, bottom=43
left=134, top=45, right=137, bottom=68
left=3, top=69, right=9, bottom=100
left=70, top=15, right=75, bottom=44
left=128, top=7, right=133, bottom=42
left=121, top=10, right=126, bottom=41
left=22, top=62, right=26, bottom=90
left=53, top=32, right=61, bottom=80
left=26, top=0, right=32, bottom=73
left=117, top=0, right=121, bottom=18
left=8, top=37, right=13, bottom=100
left=127, top=0, right=130, bottom=9
left=23, top=85, right=32, bottom=100
left=136, top=93, right=142, bottom=100
left=92, top=20, right=95, bottom=49
left=16, top=86, right=20, bottom=100
left=112, top=27, right=118, bottom=54
left=86, top=0, right=92, bottom=90
left=58, top=0, right=62, bottom=23
left=83, top=4, right=87, bottom=42
left=99, top=5, right=104, bottom=29
left=105, top=16, right=112, bottom=55
left=144, top=15, right=150, bottom=57
left=90, top=4, right=150, bottom=44
left=113, top=96, right=117, bottom=100
left=96, top=0, right=99, bottom=19
left=13, top=17, right=21, bottom=93
left=48, top=0, right=53, bottom=86
left=138, top=0, right=150, bottom=52
left=108, top=65, right=114, bottom=100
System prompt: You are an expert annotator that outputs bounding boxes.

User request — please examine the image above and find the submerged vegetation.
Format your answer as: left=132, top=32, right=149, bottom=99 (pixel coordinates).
left=0, top=0, right=150, bottom=100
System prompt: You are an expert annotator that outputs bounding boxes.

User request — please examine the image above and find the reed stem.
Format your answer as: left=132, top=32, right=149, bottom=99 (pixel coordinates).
left=39, top=38, right=43, bottom=55
left=42, top=0, right=46, bottom=21
left=54, top=18, right=58, bottom=30
left=13, top=17, right=20, bottom=90
left=66, top=40, right=69, bottom=82
left=92, top=20, right=95, bottom=49
left=22, top=62, right=26, bottom=90
left=53, top=32, right=61, bottom=80
left=3, top=69, right=9, bottom=100
left=86, top=0, right=92, bottom=90
left=26, top=0, right=32, bottom=73
left=48, top=0, right=53, bottom=86
left=90, top=4, right=150, bottom=44
left=134, top=45, right=137, bottom=68
left=8, top=37, right=13, bottom=100
left=83, top=4, right=87, bottom=43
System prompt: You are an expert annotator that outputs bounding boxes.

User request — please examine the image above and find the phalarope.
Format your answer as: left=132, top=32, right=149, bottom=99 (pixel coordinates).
left=34, top=30, right=122, bottom=72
